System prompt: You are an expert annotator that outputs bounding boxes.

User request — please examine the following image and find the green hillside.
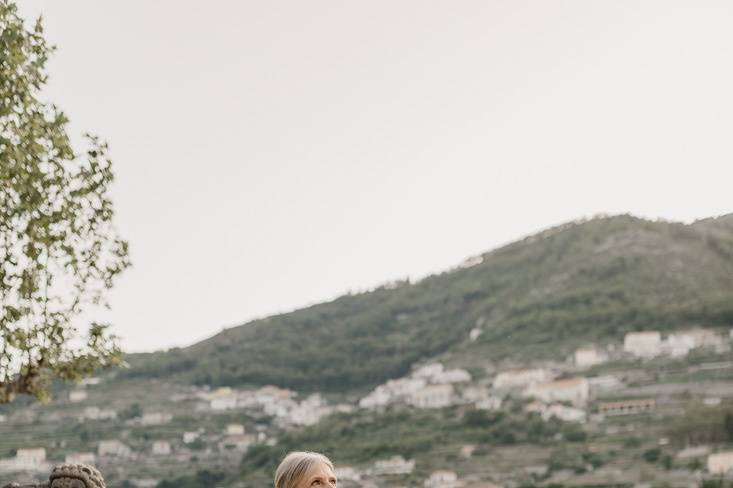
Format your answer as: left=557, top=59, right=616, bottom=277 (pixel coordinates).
left=125, top=214, right=733, bottom=393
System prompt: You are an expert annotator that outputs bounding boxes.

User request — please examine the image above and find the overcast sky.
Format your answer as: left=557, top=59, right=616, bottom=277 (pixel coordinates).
left=16, top=1, right=733, bottom=353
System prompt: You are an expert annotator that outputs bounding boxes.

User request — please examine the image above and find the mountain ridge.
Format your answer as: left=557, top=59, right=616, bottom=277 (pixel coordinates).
left=125, top=213, right=733, bottom=393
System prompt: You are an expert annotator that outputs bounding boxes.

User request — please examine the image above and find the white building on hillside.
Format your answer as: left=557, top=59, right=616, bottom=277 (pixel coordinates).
left=413, top=363, right=445, bottom=379
left=69, top=390, right=88, bottom=403
left=664, top=333, right=696, bottom=358
left=541, top=404, right=586, bottom=423
left=410, top=384, right=455, bottom=409
left=469, top=328, right=483, bottom=342
left=80, top=377, right=101, bottom=387
left=391, top=378, right=428, bottom=395
left=686, top=328, right=724, bottom=348
left=256, top=385, right=296, bottom=403
left=255, top=386, right=298, bottom=417
left=335, top=466, right=362, bottom=482
left=624, top=331, right=662, bottom=358
left=523, top=377, right=589, bottom=407
left=359, top=387, right=392, bottom=409
left=413, top=363, right=470, bottom=384
left=461, top=385, right=502, bottom=410
left=152, top=441, right=171, bottom=456
left=263, top=398, right=298, bottom=418
left=667, top=329, right=725, bottom=356
left=141, top=412, right=172, bottom=426
left=83, top=406, right=117, bottom=421
left=183, top=431, right=201, bottom=444
left=16, top=449, right=46, bottom=467
left=476, top=396, right=503, bottom=411
left=226, top=424, right=245, bottom=436
left=373, top=456, right=415, bottom=475
left=588, top=375, right=622, bottom=392
left=65, top=452, right=96, bottom=465
left=98, top=440, right=132, bottom=458
left=493, top=368, right=554, bottom=389
left=462, top=386, right=490, bottom=402
left=360, top=378, right=427, bottom=409
left=0, top=448, right=50, bottom=474
left=211, top=396, right=238, bottom=411
left=433, top=368, right=471, bottom=384
left=290, top=394, right=333, bottom=426
left=219, top=434, right=254, bottom=452
left=574, top=346, right=607, bottom=368
left=424, top=470, right=458, bottom=488
left=203, top=386, right=233, bottom=399
left=708, top=452, right=733, bottom=475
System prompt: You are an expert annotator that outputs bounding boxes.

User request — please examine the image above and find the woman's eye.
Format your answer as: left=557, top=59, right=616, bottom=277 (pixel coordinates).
left=312, top=481, right=321, bottom=485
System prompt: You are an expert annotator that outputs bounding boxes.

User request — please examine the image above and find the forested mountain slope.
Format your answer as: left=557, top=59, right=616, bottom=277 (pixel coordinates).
left=125, top=214, right=733, bottom=393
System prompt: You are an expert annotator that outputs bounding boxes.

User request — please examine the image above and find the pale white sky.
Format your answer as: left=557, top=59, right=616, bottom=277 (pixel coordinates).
left=16, top=1, right=733, bottom=353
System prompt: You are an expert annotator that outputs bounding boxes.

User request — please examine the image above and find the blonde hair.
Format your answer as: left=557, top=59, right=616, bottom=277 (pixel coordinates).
left=274, top=451, right=334, bottom=488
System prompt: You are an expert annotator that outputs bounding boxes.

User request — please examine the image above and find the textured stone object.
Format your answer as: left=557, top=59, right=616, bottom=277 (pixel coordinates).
left=2, top=463, right=105, bottom=488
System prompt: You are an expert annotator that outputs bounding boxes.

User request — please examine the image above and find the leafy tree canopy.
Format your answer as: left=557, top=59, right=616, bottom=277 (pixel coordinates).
left=0, top=0, right=130, bottom=403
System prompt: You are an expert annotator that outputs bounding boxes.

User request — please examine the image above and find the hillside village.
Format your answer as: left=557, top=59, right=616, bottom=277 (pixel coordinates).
left=2, top=196, right=733, bottom=488
left=2, top=0, right=733, bottom=485
left=1, top=325, right=733, bottom=488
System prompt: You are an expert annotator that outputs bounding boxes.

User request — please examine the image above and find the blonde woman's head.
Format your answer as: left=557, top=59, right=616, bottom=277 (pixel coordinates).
left=275, top=452, right=336, bottom=488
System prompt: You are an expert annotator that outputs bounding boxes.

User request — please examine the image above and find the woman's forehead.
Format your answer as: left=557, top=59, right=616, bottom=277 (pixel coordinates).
left=306, top=461, right=335, bottom=477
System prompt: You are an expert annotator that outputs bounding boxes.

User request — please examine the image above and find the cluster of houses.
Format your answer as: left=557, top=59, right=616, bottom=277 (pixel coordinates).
left=200, top=385, right=353, bottom=427
left=358, top=363, right=487, bottom=410
left=572, top=328, right=730, bottom=368
left=0, top=421, right=267, bottom=479
left=333, top=447, right=733, bottom=487
left=623, top=328, right=730, bottom=359
left=357, top=326, right=730, bottom=429
left=0, top=449, right=51, bottom=476
left=358, top=362, right=601, bottom=425
left=336, top=456, right=462, bottom=488
left=2, top=326, right=733, bottom=482
left=494, top=368, right=592, bottom=423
